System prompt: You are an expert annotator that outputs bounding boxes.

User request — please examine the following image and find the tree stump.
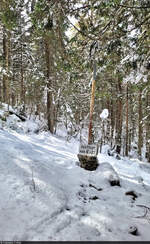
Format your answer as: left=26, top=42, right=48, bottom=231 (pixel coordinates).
left=77, top=154, right=98, bottom=171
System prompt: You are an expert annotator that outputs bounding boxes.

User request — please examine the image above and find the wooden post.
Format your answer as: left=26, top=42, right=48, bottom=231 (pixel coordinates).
left=88, top=61, right=96, bottom=144
left=78, top=62, right=98, bottom=171
left=125, top=82, right=129, bottom=156
left=77, top=50, right=98, bottom=171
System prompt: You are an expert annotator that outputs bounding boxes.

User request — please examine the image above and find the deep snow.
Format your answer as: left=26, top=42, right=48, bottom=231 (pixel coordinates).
left=0, top=107, right=150, bottom=241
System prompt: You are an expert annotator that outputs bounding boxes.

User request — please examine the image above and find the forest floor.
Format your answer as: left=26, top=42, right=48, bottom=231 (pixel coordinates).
left=0, top=106, right=150, bottom=241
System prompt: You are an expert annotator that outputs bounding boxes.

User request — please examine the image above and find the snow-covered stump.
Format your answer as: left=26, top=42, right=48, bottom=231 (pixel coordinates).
left=77, top=144, right=99, bottom=171
left=94, top=162, right=121, bottom=187
left=100, top=163, right=120, bottom=186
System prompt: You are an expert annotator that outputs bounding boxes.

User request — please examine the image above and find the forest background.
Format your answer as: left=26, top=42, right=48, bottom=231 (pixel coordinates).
left=0, top=0, right=150, bottom=161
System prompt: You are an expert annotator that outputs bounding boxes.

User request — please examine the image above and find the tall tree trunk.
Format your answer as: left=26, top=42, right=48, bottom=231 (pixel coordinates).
left=2, top=27, right=9, bottom=104
left=145, top=92, right=150, bottom=162
left=0, top=80, right=2, bottom=102
left=20, top=42, right=25, bottom=107
left=44, top=34, right=54, bottom=134
left=11, top=64, right=16, bottom=107
left=110, top=91, right=115, bottom=147
left=138, top=87, right=143, bottom=158
left=129, top=93, right=136, bottom=149
left=0, top=24, right=2, bottom=102
left=125, top=82, right=129, bottom=156
left=106, top=99, right=110, bottom=144
left=115, top=79, right=123, bottom=154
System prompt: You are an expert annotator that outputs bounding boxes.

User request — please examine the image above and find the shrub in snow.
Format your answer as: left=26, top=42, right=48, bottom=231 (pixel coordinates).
left=0, top=114, right=6, bottom=121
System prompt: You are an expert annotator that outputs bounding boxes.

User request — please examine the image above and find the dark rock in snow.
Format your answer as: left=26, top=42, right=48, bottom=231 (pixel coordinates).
left=98, top=162, right=121, bottom=187
left=125, top=190, right=138, bottom=200
left=109, top=178, right=120, bottom=186
left=89, top=183, right=103, bottom=191
left=65, top=207, right=70, bottom=211
left=128, top=225, right=139, bottom=236
left=89, top=196, right=99, bottom=200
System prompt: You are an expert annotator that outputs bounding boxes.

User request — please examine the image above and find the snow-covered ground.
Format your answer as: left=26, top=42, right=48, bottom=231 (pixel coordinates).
left=0, top=105, right=150, bottom=241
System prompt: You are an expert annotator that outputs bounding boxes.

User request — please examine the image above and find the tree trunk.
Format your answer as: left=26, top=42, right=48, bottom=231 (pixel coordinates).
left=106, top=99, right=110, bottom=144
left=110, top=90, right=115, bottom=147
left=125, top=82, right=129, bottom=156
left=0, top=80, right=2, bottom=102
left=44, top=34, right=54, bottom=134
left=2, top=27, right=9, bottom=104
left=88, top=78, right=96, bottom=144
left=138, top=87, right=143, bottom=158
left=145, top=92, right=150, bottom=162
left=115, top=79, right=123, bottom=154
left=20, top=42, right=25, bottom=107
left=129, top=93, right=135, bottom=150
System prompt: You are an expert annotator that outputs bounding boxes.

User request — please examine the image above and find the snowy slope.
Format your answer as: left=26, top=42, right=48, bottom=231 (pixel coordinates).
left=0, top=119, right=150, bottom=240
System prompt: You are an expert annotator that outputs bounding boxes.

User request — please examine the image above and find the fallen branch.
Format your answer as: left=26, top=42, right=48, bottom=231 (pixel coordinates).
left=8, top=110, right=26, bottom=122
left=135, top=204, right=150, bottom=223
left=136, top=204, right=150, bottom=210
left=135, top=208, right=147, bottom=218
left=117, top=4, right=150, bottom=9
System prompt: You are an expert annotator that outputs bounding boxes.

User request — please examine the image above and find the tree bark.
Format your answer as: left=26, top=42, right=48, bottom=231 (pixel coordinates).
left=44, top=34, right=54, bottom=134
left=88, top=78, right=96, bottom=144
left=20, top=42, right=25, bottom=107
left=110, top=88, right=115, bottom=147
left=2, top=27, right=9, bottom=104
left=125, top=82, right=129, bottom=156
left=145, top=92, right=150, bottom=162
left=115, top=79, right=123, bottom=154
left=138, top=87, right=143, bottom=158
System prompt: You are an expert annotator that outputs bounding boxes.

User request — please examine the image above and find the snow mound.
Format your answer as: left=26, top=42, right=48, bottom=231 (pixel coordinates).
left=100, top=109, right=109, bottom=120
left=90, top=162, right=120, bottom=189
left=0, top=103, right=46, bottom=134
